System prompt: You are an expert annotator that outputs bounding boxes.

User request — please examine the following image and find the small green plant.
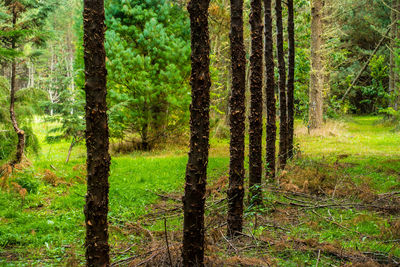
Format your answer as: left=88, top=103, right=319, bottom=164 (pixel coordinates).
left=15, top=174, right=40, bottom=194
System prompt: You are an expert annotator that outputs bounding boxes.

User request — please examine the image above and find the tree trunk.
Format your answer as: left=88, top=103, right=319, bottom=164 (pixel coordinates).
left=249, top=0, right=263, bottom=204
left=287, top=0, right=295, bottom=158
left=66, top=137, right=78, bottom=164
left=182, top=0, right=211, bottom=265
left=10, top=60, right=25, bottom=166
left=264, top=0, right=276, bottom=179
left=9, top=8, right=24, bottom=166
left=82, top=1, right=111, bottom=266
left=309, top=0, right=323, bottom=129
left=390, top=0, right=396, bottom=108
left=391, top=0, right=400, bottom=109
left=228, top=0, right=246, bottom=237
left=276, top=0, right=288, bottom=169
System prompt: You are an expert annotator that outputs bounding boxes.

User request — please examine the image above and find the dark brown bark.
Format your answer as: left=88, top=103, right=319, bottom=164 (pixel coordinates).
left=276, top=0, right=288, bottom=169
left=182, top=0, right=211, bottom=265
left=264, top=0, right=276, bottom=179
left=287, top=0, right=295, bottom=159
left=9, top=7, right=24, bottom=167
left=83, top=1, right=111, bottom=266
left=228, top=0, right=246, bottom=237
left=248, top=0, right=264, bottom=204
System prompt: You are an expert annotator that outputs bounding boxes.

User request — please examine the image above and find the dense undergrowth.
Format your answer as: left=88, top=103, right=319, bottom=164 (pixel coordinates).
left=1, top=116, right=400, bottom=266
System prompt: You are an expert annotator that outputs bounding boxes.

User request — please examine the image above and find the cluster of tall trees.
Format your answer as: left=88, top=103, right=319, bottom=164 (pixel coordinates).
left=80, top=0, right=297, bottom=264
left=2, top=0, right=400, bottom=266
left=182, top=0, right=296, bottom=264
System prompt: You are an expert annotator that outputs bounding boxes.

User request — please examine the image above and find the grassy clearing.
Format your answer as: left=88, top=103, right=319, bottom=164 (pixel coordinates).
left=1, top=116, right=400, bottom=266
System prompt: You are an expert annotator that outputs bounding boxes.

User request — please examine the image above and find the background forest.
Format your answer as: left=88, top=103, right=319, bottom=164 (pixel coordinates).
left=1, top=0, right=400, bottom=266
left=0, top=0, right=398, bottom=157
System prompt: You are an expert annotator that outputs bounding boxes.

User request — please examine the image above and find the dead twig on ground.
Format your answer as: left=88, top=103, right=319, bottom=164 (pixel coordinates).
left=164, top=217, right=173, bottom=267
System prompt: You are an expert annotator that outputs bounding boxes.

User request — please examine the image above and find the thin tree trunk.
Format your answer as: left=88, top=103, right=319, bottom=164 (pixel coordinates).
left=395, top=0, right=400, bottom=109
left=10, top=7, right=25, bottom=166
left=66, top=137, right=76, bottom=164
left=10, top=60, right=25, bottom=166
left=265, top=0, right=276, bottom=179
left=249, top=0, right=263, bottom=204
left=287, top=0, right=295, bottom=159
left=276, top=0, right=288, bottom=169
left=309, top=0, right=323, bottom=129
left=228, top=0, right=246, bottom=237
left=83, top=1, right=111, bottom=266
left=389, top=1, right=395, bottom=102
left=182, top=0, right=211, bottom=265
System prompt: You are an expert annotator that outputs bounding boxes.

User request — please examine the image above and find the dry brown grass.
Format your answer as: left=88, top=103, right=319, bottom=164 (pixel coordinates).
left=295, top=120, right=348, bottom=137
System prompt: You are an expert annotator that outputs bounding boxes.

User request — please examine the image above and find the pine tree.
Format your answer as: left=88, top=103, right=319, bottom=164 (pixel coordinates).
left=309, top=0, right=324, bottom=129
left=182, top=0, right=211, bottom=265
left=0, top=0, right=56, bottom=165
left=389, top=0, right=400, bottom=109
left=264, top=0, right=276, bottom=179
left=276, top=0, right=288, bottom=169
left=228, top=0, right=246, bottom=236
left=249, top=0, right=263, bottom=203
left=105, top=0, right=191, bottom=149
left=287, top=0, right=295, bottom=158
left=82, top=0, right=111, bottom=265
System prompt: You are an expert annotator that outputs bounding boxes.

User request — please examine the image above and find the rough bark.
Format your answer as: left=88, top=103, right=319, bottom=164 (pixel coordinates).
left=390, top=0, right=400, bottom=109
left=276, top=0, right=288, bottom=169
left=390, top=1, right=396, bottom=105
left=182, top=0, right=211, bottom=265
left=287, top=0, right=295, bottom=159
left=264, top=0, right=276, bottom=179
left=309, top=0, right=323, bottom=129
left=9, top=7, right=24, bottom=166
left=249, top=0, right=264, bottom=204
left=228, top=0, right=246, bottom=237
left=83, top=1, right=111, bottom=266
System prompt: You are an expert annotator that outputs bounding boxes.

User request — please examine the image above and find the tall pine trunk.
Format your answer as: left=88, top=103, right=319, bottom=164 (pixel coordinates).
left=276, top=0, right=288, bottom=169
left=228, top=0, right=246, bottom=236
left=287, top=0, right=295, bottom=158
left=390, top=0, right=399, bottom=109
left=309, top=0, right=323, bottom=129
left=83, top=1, right=111, bottom=266
left=249, top=0, right=264, bottom=203
left=264, top=0, right=276, bottom=179
left=10, top=7, right=24, bottom=166
left=182, top=0, right=211, bottom=265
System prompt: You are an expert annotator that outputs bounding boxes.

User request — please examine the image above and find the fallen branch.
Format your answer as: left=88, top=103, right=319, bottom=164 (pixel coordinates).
left=164, top=217, right=173, bottom=267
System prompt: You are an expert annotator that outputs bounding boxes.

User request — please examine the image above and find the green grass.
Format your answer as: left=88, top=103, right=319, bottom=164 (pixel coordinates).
left=1, top=115, right=400, bottom=265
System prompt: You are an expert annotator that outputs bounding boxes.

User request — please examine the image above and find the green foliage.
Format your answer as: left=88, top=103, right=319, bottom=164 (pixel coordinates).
left=352, top=55, right=389, bottom=113
left=105, top=0, right=191, bottom=148
left=0, top=0, right=58, bottom=62
left=329, top=0, right=390, bottom=113
left=15, top=173, right=40, bottom=194
left=0, top=76, right=42, bottom=161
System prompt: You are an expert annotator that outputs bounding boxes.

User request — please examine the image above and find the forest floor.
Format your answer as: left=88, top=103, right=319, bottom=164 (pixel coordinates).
left=1, top=116, right=400, bottom=266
